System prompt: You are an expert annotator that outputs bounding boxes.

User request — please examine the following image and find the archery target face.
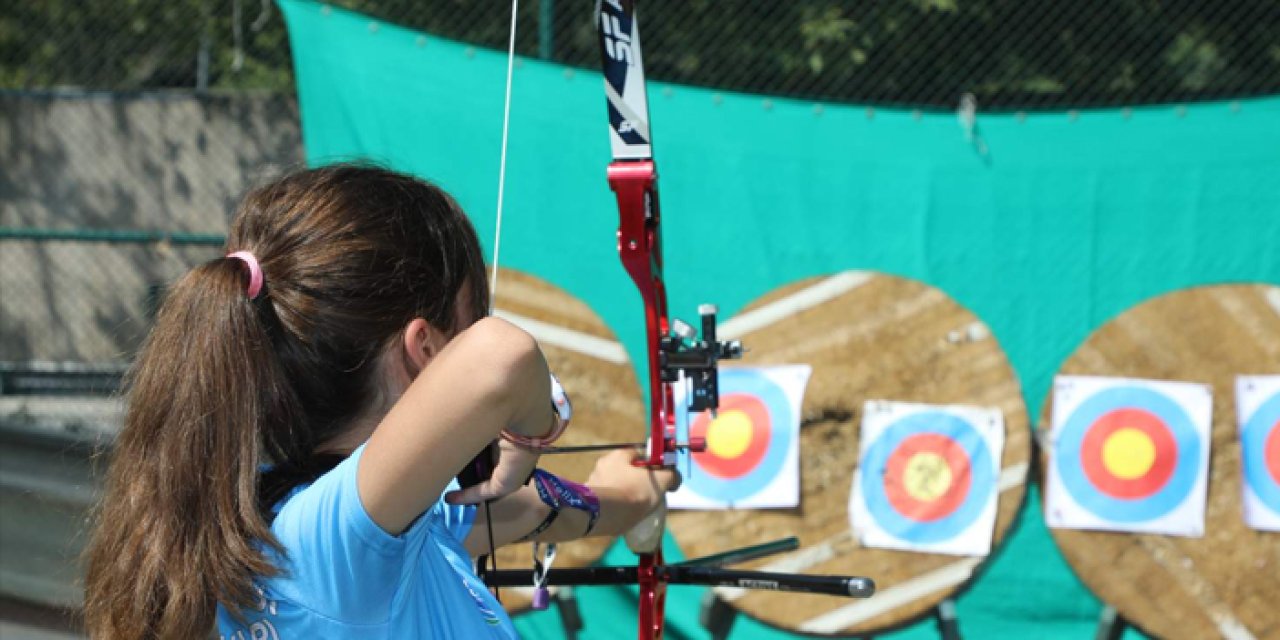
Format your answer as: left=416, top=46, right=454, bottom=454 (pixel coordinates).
left=1046, top=375, right=1212, bottom=536
left=850, top=401, right=1005, bottom=556
left=668, top=365, right=810, bottom=509
left=1237, top=375, right=1280, bottom=531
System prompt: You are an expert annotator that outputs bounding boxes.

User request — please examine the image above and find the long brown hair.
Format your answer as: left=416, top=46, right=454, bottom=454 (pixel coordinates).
left=83, top=165, right=489, bottom=638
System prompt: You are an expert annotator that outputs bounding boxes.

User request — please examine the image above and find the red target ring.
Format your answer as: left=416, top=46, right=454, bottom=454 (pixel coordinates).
left=1080, top=408, right=1178, bottom=499
left=882, top=433, right=972, bottom=522
left=690, top=393, right=771, bottom=479
left=1266, top=420, right=1280, bottom=486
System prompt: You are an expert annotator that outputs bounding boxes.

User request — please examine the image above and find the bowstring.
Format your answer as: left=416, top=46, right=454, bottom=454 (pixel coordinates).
left=489, top=0, right=518, bottom=308
left=479, top=0, right=521, bottom=602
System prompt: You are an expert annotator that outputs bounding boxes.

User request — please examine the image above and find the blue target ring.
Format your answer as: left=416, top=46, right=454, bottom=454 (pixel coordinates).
left=860, top=411, right=994, bottom=543
left=679, top=369, right=795, bottom=502
left=1242, top=392, right=1280, bottom=512
left=1057, top=386, right=1201, bottom=522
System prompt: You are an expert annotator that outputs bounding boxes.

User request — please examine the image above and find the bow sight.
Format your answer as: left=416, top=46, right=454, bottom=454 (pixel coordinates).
left=477, top=3, right=877, bottom=638
left=662, top=305, right=744, bottom=414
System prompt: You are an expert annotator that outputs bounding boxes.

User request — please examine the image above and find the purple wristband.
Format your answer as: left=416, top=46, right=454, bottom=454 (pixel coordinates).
left=531, top=469, right=601, bottom=536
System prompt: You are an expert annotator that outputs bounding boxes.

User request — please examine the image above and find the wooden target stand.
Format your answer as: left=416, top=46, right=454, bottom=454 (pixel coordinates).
left=1036, top=284, right=1280, bottom=640
left=666, top=272, right=1031, bottom=639
left=488, top=269, right=644, bottom=635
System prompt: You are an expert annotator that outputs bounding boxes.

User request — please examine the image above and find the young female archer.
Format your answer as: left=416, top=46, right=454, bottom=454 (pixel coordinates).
left=83, top=164, right=678, bottom=638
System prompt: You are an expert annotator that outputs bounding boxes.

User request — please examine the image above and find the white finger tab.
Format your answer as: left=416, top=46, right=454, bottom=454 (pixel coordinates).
left=624, top=500, right=667, bottom=554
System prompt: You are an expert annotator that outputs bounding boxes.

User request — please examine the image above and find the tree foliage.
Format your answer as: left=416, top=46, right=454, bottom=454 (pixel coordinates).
left=2, top=0, right=1277, bottom=107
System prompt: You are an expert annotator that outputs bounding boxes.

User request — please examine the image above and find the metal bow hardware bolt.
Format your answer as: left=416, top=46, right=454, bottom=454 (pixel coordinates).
left=476, top=3, right=877, bottom=638
left=662, top=305, right=744, bottom=414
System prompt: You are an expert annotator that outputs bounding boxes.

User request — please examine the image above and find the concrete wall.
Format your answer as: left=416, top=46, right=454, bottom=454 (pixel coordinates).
left=0, top=91, right=303, bottom=612
left=0, top=91, right=304, bottom=362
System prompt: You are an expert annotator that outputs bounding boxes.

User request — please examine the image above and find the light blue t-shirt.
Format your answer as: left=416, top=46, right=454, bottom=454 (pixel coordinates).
left=215, top=445, right=517, bottom=639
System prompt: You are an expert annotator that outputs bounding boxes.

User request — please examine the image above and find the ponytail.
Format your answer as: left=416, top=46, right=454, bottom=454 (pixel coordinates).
left=83, top=164, right=491, bottom=638
left=84, top=257, right=295, bottom=638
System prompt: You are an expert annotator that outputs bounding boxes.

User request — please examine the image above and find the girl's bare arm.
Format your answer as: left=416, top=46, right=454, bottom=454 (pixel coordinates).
left=358, top=317, right=552, bottom=536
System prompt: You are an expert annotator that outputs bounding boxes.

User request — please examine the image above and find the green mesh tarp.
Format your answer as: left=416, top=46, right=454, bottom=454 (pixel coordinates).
left=279, top=1, right=1280, bottom=637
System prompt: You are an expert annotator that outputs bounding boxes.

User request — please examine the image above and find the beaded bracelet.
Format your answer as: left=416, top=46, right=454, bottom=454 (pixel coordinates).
left=501, top=372, right=572, bottom=449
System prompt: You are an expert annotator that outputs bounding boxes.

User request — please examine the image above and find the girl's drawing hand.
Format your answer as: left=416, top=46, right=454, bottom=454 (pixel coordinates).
left=445, top=438, right=540, bottom=505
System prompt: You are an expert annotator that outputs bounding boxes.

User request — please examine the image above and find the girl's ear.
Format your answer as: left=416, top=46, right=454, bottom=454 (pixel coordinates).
left=400, top=317, right=451, bottom=379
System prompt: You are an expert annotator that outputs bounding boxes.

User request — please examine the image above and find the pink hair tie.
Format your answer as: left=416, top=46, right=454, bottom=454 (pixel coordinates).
left=226, top=251, right=264, bottom=300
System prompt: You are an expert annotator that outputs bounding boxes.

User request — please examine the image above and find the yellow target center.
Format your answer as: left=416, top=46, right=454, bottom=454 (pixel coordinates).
left=1102, top=427, right=1156, bottom=479
left=705, top=410, right=753, bottom=459
left=903, top=452, right=952, bottom=502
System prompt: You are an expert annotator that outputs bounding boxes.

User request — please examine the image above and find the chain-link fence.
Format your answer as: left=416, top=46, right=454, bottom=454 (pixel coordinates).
left=0, top=0, right=1277, bottom=623
left=4, top=0, right=1279, bottom=366
left=7, top=1, right=1280, bottom=104
left=1, top=92, right=301, bottom=363
left=4, top=0, right=1279, bottom=444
